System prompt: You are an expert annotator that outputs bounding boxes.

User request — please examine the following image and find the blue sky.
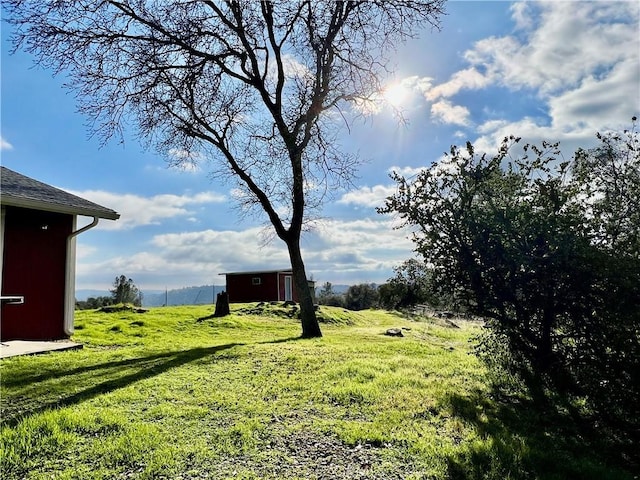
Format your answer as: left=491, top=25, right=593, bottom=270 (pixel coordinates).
left=2, top=1, right=639, bottom=292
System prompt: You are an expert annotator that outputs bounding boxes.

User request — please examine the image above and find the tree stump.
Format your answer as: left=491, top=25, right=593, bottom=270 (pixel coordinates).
left=213, top=291, right=230, bottom=317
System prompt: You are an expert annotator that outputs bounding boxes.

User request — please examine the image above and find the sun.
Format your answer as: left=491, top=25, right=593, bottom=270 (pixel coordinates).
left=383, top=82, right=410, bottom=107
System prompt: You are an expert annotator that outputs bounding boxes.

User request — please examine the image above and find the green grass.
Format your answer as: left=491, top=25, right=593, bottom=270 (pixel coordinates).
left=1, top=304, right=633, bottom=479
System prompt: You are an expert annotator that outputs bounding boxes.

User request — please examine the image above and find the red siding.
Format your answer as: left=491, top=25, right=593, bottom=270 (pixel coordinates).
left=226, top=272, right=282, bottom=303
left=224, top=271, right=313, bottom=304
left=1, top=207, right=72, bottom=340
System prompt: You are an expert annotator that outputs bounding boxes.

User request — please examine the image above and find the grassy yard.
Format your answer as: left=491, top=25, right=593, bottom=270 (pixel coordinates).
left=0, top=304, right=633, bottom=479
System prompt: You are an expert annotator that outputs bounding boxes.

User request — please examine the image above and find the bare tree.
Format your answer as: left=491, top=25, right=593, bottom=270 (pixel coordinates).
left=6, top=0, right=445, bottom=338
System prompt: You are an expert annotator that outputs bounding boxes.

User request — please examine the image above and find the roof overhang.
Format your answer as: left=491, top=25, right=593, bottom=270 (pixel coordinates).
left=220, top=269, right=293, bottom=276
left=0, top=195, right=120, bottom=220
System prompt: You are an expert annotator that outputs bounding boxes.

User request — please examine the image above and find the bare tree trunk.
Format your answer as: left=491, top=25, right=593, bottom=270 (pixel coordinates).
left=286, top=238, right=322, bottom=338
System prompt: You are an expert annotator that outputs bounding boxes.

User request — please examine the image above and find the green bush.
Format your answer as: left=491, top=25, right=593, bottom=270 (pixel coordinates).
left=381, top=123, right=640, bottom=437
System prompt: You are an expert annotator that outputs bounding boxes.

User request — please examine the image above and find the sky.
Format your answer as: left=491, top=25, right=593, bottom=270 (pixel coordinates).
left=1, top=1, right=639, bottom=294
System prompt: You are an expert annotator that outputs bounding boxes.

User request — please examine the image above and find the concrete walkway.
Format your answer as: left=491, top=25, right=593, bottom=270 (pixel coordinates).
left=0, top=340, right=83, bottom=359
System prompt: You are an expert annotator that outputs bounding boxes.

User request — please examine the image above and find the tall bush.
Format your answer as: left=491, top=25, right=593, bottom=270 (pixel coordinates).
left=380, top=123, right=640, bottom=430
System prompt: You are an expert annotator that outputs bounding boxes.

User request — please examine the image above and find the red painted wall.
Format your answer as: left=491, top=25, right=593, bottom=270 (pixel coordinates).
left=225, top=271, right=306, bottom=303
left=226, top=272, right=315, bottom=303
left=1, top=206, right=72, bottom=340
left=226, top=272, right=282, bottom=303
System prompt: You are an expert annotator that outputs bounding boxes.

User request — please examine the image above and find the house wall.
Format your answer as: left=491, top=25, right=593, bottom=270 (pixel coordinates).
left=1, top=206, right=72, bottom=340
left=226, top=272, right=281, bottom=303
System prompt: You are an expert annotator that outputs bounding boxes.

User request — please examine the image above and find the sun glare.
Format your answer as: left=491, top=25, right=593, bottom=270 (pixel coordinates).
left=383, top=82, right=410, bottom=107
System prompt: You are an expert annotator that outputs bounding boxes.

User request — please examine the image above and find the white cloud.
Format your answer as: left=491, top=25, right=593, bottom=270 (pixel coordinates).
left=1, top=136, right=13, bottom=150
left=424, top=1, right=639, bottom=156
left=477, top=119, right=510, bottom=135
left=68, top=189, right=226, bottom=230
left=453, top=130, right=467, bottom=139
left=426, top=67, right=491, bottom=101
left=400, top=75, right=433, bottom=94
left=281, top=54, right=313, bottom=80
left=547, top=58, right=639, bottom=131
left=337, top=185, right=397, bottom=208
left=430, top=100, right=471, bottom=126
left=510, top=2, right=533, bottom=31
left=151, top=227, right=289, bottom=271
left=388, top=165, right=426, bottom=178
left=460, top=2, right=638, bottom=96
left=471, top=116, right=592, bottom=161
left=75, top=243, right=97, bottom=260
left=396, top=75, right=434, bottom=95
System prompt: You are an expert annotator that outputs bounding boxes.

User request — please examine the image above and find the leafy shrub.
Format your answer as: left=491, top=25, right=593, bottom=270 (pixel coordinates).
left=381, top=122, right=640, bottom=436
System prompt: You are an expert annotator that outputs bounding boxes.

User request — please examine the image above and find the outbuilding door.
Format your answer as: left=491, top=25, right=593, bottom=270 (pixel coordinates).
left=1, top=207, right=71, bottom=340
left=284, top=276, right=293, bottom=301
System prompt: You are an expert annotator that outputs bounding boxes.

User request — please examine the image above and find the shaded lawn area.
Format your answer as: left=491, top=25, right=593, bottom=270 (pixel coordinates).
left=0, top=305, right=634, bottom=479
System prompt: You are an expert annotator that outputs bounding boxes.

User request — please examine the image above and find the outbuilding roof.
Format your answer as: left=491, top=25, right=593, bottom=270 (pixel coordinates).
left=220, top=269, right=293, bottom=276
left=0, top=166, right=120, bottom=220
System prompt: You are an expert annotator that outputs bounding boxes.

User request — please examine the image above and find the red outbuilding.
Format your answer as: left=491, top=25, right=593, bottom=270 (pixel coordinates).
left=0, top=167, right=119, bottom=341
left=221, top=269, right=316, bottom=304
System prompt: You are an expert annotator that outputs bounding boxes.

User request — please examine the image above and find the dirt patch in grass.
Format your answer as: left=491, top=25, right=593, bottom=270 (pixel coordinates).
left=203, top=430, right=412, bottom=480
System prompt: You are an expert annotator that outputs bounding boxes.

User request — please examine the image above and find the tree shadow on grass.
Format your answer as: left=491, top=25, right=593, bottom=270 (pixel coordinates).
left=1, top=343, right=242, bottom=428
left=258, top=336, right=308, bottom=345
left=441, top=388, right=637, bottom=480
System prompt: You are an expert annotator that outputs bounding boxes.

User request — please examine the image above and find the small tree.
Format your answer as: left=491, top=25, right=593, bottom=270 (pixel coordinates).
left=110, top=275, right=142, bottom=306
left=344, top=283, right=378, bottom=311
left=377, top=258, right=439, bottom=310
left=317, top=281, right=345, bottom=307
left=318, top=282, right=334, bottom=298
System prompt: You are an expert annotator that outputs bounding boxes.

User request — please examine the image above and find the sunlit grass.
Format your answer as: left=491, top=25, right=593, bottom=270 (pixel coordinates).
left=1, top=304, right=632, bottom=479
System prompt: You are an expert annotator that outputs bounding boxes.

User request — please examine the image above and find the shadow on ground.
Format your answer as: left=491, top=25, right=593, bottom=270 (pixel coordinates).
left=1, top=343, right=242, bottom=427
left=441, top=388, right=637, bottom=480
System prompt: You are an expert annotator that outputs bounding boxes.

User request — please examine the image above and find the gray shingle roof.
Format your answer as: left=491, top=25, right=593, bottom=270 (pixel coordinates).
left=0, top=166, right=120, bottom=220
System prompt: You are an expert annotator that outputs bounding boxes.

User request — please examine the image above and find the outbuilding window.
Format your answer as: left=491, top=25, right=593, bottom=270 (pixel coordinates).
left=252, top=277, right=262, bottom=285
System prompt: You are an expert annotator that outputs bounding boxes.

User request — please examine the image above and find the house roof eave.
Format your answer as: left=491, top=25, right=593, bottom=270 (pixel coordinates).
left=0, top=166, right=120, bottom=221
left=0, top=195, right=120, bottom=220
left=219, top=269, right=293, bottom=276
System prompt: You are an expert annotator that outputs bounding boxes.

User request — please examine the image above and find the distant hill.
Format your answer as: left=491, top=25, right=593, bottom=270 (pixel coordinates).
left=143, top=285, right=224, bottom=307
left=76, top=289, right=110, bottom=301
